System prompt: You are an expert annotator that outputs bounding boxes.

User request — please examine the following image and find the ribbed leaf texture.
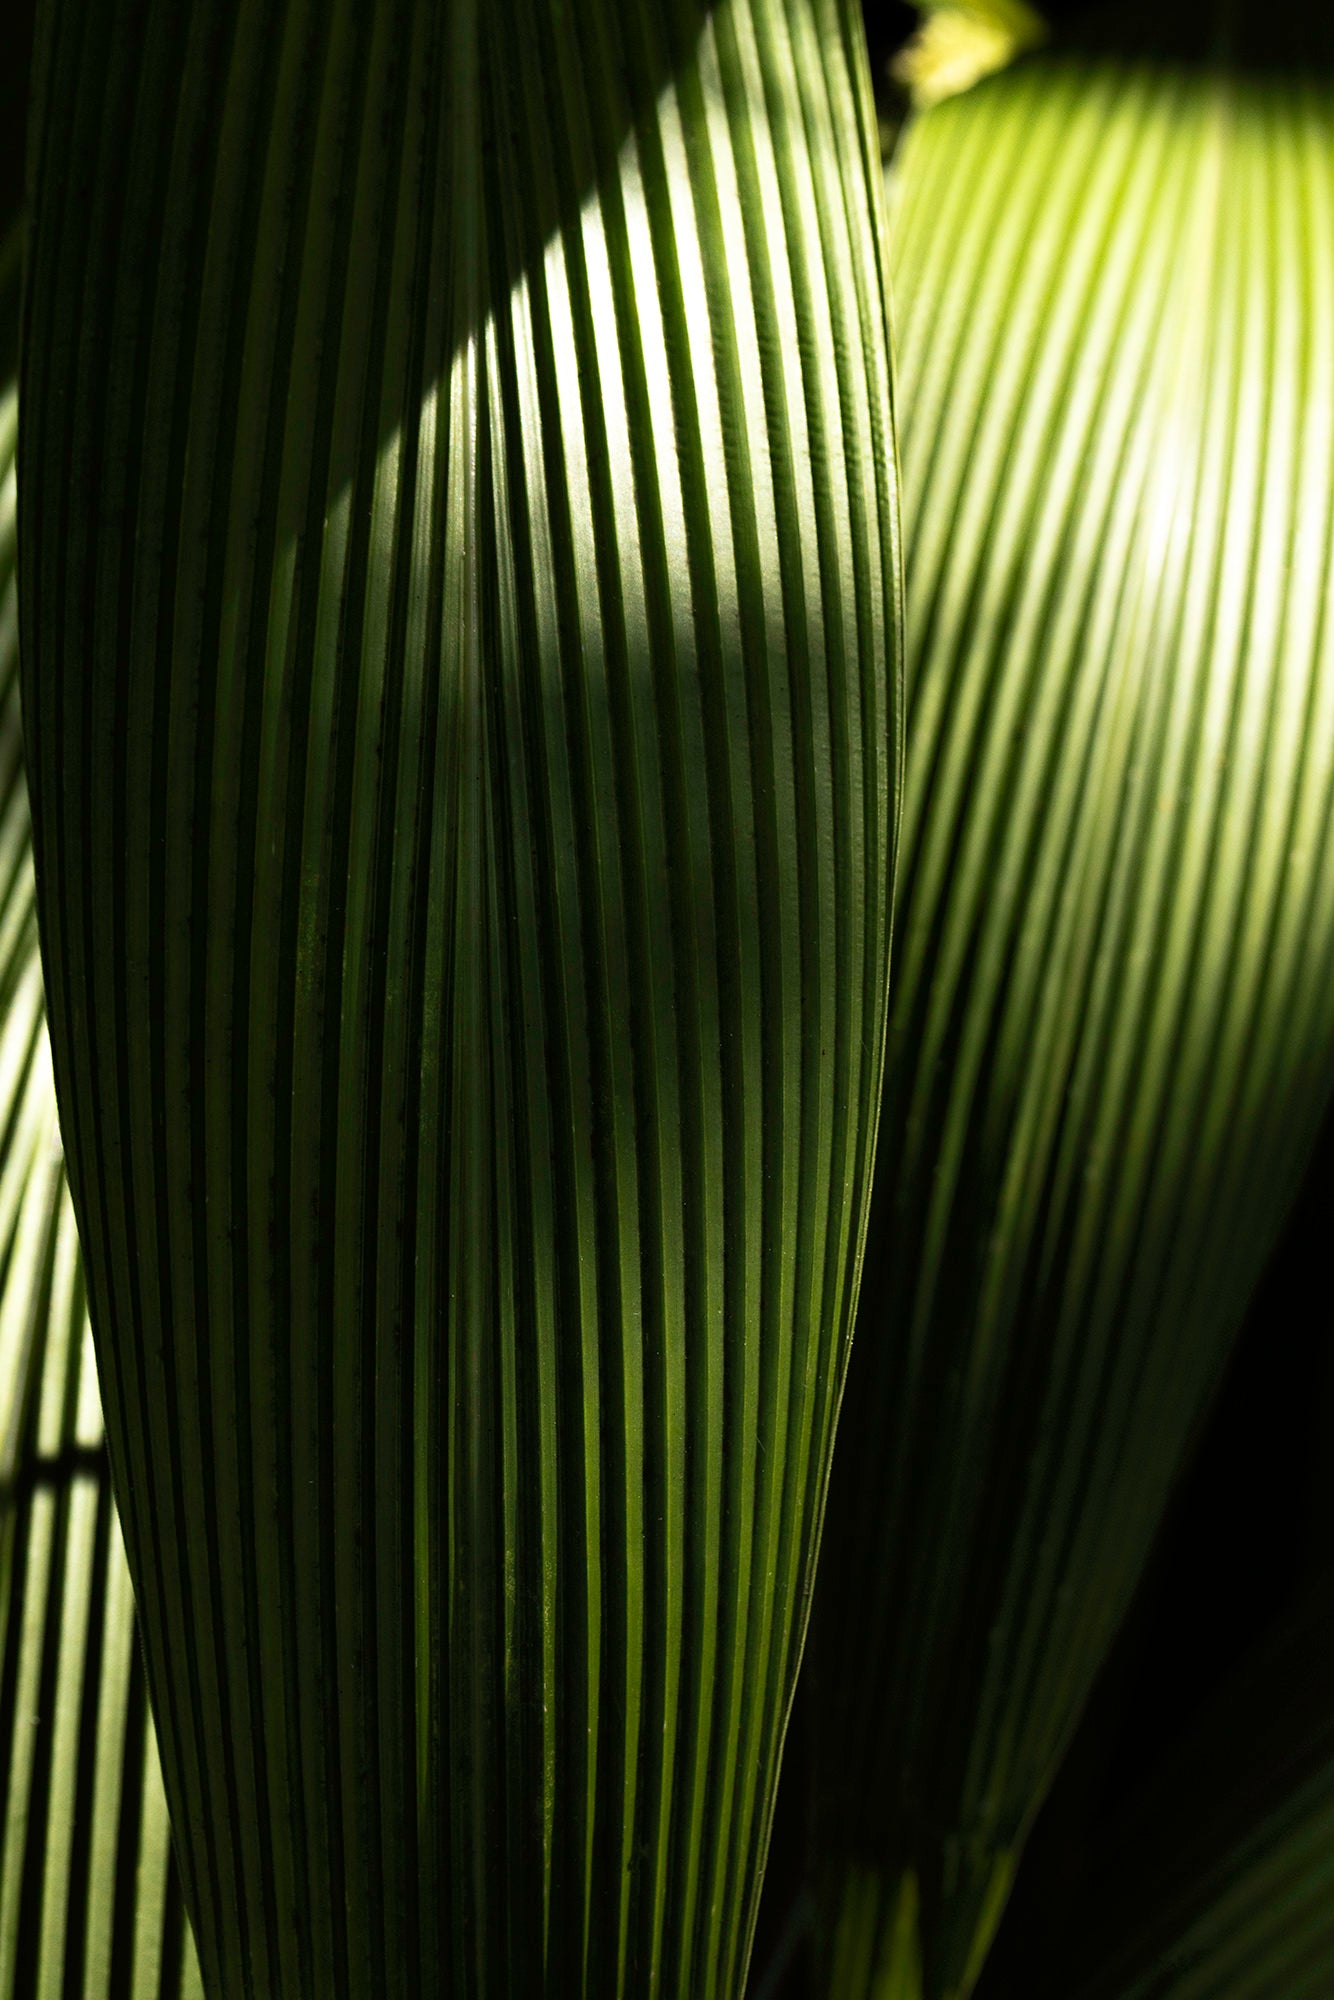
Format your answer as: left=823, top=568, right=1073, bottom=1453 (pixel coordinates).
left=805, top=18, right=1334, bottom=1999
left=0, top=285, right=201, bottom=1995
left=1068, top=1585, right=1334, bottom=2000
left=17, top=4, right=901, bottom=1996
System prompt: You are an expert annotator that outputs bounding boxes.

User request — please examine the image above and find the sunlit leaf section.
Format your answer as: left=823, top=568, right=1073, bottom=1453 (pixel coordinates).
left=17, top=2, right=901, bottom=1994
left=807, top=44, right=1334, bottom=2000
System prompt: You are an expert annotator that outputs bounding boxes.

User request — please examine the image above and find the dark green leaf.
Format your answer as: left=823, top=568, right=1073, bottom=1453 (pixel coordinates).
left=1071, top=1584, right=1334, bottom=2000
left=18, top=3, right=902, bottom=1993
left=0, top=259, right=201, bottom=1997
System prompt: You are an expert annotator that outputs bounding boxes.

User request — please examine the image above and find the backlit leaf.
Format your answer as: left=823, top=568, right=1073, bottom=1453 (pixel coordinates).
left=805, top=18, right=1334, bottom=1997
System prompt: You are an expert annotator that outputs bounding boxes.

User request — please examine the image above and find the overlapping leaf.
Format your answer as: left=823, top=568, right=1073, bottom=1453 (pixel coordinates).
left=1068, top=1585, right=1334, bottom=2000
left=804, top=20, right=1334, bottom=1998
left=0, top=245, right=200, bottom=1997
left=18, top=3, right=901, bottom=1994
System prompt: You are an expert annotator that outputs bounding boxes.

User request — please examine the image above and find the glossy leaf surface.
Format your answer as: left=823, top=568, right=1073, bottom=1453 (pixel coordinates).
left=18, top=4, right=901, bottom=1994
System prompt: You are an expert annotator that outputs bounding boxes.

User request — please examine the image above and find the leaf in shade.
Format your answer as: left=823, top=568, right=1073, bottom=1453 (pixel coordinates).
left=1066, top=1583, right=1334, bottom=2000
left=804, top=17, right=1334, bottom=1998
left=0, top=261, right=201, bottom=1997
left=17, top=4, right=901, bottom=1995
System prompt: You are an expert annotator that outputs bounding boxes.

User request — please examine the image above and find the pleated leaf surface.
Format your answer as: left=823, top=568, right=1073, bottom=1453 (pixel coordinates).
left=805, top=18, right=1334, bottom=1998
left=0, top=254, right=201, bottom=1997
left=17, top=3, right=901, bottom=1995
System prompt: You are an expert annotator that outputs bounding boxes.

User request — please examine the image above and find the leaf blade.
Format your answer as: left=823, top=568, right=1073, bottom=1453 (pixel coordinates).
left=807, top=27, right=1334, bottom=1998
left=18, top=3, right=902, bottom=1993
left=0, top=283, right=200, bottom=1995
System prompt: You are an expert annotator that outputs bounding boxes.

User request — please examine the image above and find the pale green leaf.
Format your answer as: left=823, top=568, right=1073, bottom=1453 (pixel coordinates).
left=805, top=20, right=1334, bottom=1999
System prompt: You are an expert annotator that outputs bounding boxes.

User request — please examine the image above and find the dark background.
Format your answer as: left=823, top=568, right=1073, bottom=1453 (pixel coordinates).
left=0, top=5, right=33, bottom=214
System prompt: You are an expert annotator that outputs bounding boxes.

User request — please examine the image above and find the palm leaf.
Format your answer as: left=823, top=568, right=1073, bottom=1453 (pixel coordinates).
left=17, top=3, right=901, bottom=1994
left=804, top=16, right=1334, bottom=1997
left=0, top=234, right=201, bottom=1999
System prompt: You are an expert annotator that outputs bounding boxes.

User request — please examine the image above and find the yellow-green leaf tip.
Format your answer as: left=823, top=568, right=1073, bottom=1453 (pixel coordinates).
left=894, top=1, right=1047, bottom=107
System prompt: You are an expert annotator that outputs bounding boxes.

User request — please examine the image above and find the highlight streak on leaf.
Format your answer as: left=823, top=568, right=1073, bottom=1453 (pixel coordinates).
left=17, top=3, right=902, bottom=1994
left=805, top=30, right=1334, bottom=2000
left=0, top=319, right=201, bottom=1993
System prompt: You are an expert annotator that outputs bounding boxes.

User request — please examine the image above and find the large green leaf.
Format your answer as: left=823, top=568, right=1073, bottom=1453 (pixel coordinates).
left=18, top=4, right=901, bottom=1994
left=804, top=19, right=1334, bottom=1998
left=1068, top=1585, right=1334, bottom=2000
left=0, top=241, right=200, bottom=1998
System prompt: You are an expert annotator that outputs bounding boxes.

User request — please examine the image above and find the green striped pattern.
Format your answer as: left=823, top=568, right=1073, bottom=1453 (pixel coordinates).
left=1074, top=1591, right=1334, bottom=2000
left=0, top=331, right=200, bottom=1991
left=18, top=3, right=900, bottom=1995
left=806, top=36, right=1334, bottom=2000
left=1100, top=1780, right=1334, bottom=2000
